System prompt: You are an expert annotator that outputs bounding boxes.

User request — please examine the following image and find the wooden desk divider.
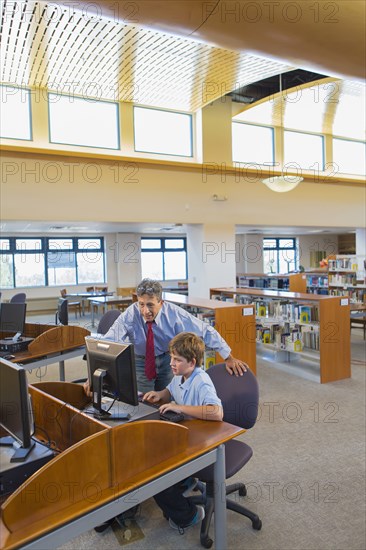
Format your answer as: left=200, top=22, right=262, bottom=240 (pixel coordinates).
left=27, top=326, right=90, bottom=356
left=111, top=420, right=188, bottom=487
left=1, top=382, right=189, bottom=550
left=29, top=383, right=104, bottom=450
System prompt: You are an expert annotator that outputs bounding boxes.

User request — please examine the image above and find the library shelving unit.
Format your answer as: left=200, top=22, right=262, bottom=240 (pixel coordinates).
left=236, top=273, right=307, bottom=293
left=209, top=287, right=351, bottom=384
left=304, top=270, right=329, bottom=295
left=162, top=292, right=256, bottom=374
left=327, top=255, right=366, bottom=303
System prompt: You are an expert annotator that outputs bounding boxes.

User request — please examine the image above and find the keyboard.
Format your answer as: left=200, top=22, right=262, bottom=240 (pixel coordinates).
left=159, top=410, right=185, bottom=423
left=0, top=351, right=14, bottom=359
left=141, top=399, right=185, bottom=423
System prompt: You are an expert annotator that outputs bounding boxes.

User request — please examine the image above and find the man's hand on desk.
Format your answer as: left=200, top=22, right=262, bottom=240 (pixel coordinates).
left=83, top=380, right=92, bottom=398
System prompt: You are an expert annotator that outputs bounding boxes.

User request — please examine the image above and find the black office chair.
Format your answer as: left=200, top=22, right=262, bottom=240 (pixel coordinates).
left=191, top=363, right=262, bottom=548
left=10, top=293, right=26, bottom=303
left=55, top=298, right=68, bottom=326
left=96, top=308, right=120, bottom=335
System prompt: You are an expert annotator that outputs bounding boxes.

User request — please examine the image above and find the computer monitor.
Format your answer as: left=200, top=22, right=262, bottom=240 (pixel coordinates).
left=0, top=358, right=35, bottom=462
left=0, top=303, right=27, bottom=335
left=85, top=337, right=138, bottom=420
left=55, top=298, right=68, bottom=326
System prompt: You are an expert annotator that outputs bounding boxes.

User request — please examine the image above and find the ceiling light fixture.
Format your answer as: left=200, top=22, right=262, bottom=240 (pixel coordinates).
left=262, top=73, right=303, bottom=193
left=212, top=194, right=228, bottom=201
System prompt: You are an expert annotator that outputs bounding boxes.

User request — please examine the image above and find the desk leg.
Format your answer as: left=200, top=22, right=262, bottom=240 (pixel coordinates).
left=59, top=360, right=65, bottom=381
left=91, top=303, right=95, bottom=326
left=214, top=444, right=227, bottom=550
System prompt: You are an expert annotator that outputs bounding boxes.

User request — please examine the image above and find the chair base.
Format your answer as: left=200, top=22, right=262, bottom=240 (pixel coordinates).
left=190, top=480, right=262, bottom=548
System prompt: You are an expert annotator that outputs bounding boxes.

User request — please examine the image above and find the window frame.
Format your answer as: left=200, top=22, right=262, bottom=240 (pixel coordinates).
left=47, top=92, right=120, bottom=150
left=0, top=237, right=106, bottom=289
left=283, top=129, right=325, bottom=172
left=232, top=121, right=275, bottom=166
left=133, top=105, right=193, bottom=158
left=332, top=136, right=366, bottom=176
left=263, top=237, right=298, bottom=274
left=0, top=85, right=33, bottom=141
left=140, top=237, right=187, bottom=281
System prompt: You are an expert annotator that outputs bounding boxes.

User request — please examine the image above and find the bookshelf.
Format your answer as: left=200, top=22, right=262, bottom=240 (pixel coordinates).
left=162, top=292, right=256, bottom=374
left=209, top=287, right=351, bottom=384
left=304, top=270, right=329, bottom=295
left=236, top=273, right=307, bottom=293
left=327, top=255, right=366, bottom=303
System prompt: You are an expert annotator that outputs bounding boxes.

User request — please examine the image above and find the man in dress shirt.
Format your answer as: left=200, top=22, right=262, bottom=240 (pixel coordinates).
left=101, top=278, right=248, bottom=392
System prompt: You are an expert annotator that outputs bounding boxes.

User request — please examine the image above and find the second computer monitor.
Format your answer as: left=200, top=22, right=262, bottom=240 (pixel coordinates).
left=0, top=303, right=27, bottom=335
left=85, top=338, right=138, bottom=414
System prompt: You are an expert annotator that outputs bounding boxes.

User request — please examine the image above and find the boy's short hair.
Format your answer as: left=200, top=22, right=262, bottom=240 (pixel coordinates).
left=169, top=332, right=205, bottom=367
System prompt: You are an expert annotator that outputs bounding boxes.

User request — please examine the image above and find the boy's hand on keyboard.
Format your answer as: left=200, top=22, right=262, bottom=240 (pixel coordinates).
left=142, top=391, right=160, bottom=403
left=159, top=403, right=183, bottom=415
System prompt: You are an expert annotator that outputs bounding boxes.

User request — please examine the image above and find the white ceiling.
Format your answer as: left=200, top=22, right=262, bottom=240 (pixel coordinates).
left=0, top=0, right=364, bottom=237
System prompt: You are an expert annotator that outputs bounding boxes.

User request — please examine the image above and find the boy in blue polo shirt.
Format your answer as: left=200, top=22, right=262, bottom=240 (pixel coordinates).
left=144, top=332, right=223, bottom=531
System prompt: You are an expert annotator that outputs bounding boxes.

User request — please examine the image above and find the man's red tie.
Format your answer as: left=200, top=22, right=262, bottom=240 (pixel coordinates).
left=145, top=321, right=157, bottom=380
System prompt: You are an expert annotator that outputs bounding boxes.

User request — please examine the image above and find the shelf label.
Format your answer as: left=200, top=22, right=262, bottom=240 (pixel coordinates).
left=243, top=307, right=254, bottom=316
left=340, top=298, right=349, bottom=306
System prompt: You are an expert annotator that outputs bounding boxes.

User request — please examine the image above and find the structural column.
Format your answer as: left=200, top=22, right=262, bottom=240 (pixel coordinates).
left=186, top=223, right=237, bottom=297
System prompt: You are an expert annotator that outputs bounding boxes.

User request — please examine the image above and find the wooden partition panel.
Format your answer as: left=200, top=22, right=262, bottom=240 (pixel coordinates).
left=319, top=298, right=351, bottom=383
left=111, top=420, right=189, bottom=486
left=1, top=430, right=111, bottom=541
left=116, top=287, right=135, bottom=297
left=215, top=305, right=256, bottom=374
left=31, top=381, right=90, bottom=410
left=29, top=385, right=106, bottom=451
left=28, top=326, right=90, bottom=355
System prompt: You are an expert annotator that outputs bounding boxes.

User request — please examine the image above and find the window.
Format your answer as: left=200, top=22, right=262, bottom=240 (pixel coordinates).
left=284, top=131, right=324, bottom=172
left=0, top=237, right=105, bottom=289
left=332, top=138, right=366, bottom=176
left=134, top=107, right=193, bottom=157
left=232, top=123, right=274, bottom=165
left=141, top=238, right=187, bottom=280
left=263, top=238, right=298, bottom=274
left=48, top=94, right=120, bottom=149
left=0, top=85, right=32, bottom=140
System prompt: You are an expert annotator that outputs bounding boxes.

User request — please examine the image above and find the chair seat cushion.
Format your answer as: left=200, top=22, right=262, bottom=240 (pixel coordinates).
left=196, top=439, right=253, bottom=482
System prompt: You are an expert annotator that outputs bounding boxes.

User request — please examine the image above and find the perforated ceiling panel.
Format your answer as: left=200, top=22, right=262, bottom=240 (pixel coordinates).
left=0, top=0, right=293, bottom=111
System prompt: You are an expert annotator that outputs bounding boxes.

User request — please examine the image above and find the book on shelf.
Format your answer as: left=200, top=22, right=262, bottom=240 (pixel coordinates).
left=203, top=349, right=216, bottom=370
left=299, top=305, right=311, bottom=323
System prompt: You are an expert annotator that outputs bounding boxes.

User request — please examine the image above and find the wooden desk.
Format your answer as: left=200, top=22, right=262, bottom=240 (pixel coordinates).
left=1, top=324, right=90, bottom=381
left=66, top=291, right=113, bottom=315
left=88, top=296, right=132, bottom=326
left=0, top=382, right=244, bottom=550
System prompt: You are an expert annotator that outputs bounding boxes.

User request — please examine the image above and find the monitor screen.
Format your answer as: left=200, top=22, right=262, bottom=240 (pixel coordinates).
left=0, top=358, right=35, bottom=461
left=0, top=303, right=27, bottom=335
left=86, top=338, right=138, bottom=419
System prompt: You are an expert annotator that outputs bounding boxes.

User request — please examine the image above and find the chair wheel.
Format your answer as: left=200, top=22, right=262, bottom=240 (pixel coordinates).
left=201, top=536, right=213, bottom=548
left=252, top=518, right=262, bottom=530
left=238, top=486, right=247, bottom=497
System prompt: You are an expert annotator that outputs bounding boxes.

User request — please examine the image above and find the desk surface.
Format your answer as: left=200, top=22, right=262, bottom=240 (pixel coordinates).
left=88, top=295, right=132, bottom=305
left=350, top=303, right=366, bottom=312
left=9, top=325, right=89, bottom=364
left=66, top=291, right=113, bottom=298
